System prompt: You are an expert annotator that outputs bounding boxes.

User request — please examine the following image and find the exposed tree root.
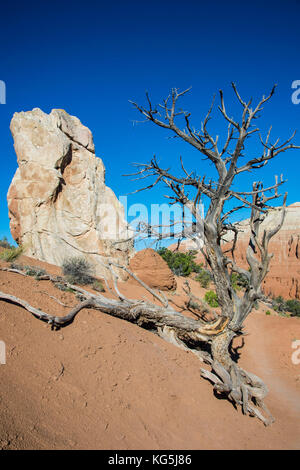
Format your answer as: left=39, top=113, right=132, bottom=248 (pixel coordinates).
left=200, top=361, right=274, bottom=426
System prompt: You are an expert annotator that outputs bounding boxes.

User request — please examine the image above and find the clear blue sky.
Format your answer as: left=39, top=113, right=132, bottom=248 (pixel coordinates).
left=0, top=0, right=299, bottom=245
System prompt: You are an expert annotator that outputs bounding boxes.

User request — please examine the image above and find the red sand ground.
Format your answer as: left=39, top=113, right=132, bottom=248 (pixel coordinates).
left=0, top=255, right=299, bottom=449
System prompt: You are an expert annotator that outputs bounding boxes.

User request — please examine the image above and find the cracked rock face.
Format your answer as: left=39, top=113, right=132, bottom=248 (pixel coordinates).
left=7, top=108, right=134, bottom=278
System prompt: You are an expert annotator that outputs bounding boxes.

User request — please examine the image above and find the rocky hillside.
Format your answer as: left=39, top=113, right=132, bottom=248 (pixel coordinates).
left=7, top=108, right=134, bottom=278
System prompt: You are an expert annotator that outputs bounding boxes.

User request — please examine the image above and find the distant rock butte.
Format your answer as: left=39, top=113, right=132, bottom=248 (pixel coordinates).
left=129, top=248, right=177, bottom=291
left=170, top=203, right=300, bottom=300
left=7, top=108, right=134, bottom=279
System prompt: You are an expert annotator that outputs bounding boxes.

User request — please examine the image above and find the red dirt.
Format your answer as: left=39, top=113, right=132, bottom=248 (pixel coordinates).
left=0, top=255, right=299, bottom=449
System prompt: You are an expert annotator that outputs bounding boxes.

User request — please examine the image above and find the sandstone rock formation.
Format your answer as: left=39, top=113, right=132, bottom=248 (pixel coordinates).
left=7, top=108, right=134, bottom=278
left=128, top=248, right=177, bottom=291
left=225, top=203, right=300, bottom=300
left=170, top=203, right=300, bottom=299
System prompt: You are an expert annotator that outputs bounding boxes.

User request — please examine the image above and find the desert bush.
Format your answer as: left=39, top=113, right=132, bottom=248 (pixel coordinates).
left=92, top=279, right=105, bottom=292
left=230, top=273, right=239, bottom=291
left=284, top=299, right=300, bottom=317
left=23, top=265, right=47, bottom=279
left=49, top=275, right=76, bottom=293
left=10, top=262, right=24, bottom=270
left=157, top=248, right=203, bottom=277
left=272, top=295, right=287, bottom=313
left=62, top=257, right=94, bottom=285
left=9, top=262, right=46, bottom=280
left=195, top=269, right=211, bottom=288
left=187, top=299, right=201, bottom=311
left=204, top=290, right=219, bottom=308
left=230, top=272, right=250, bottom=291
left=236, top=272, right=250, bottom=288
left=270, top=296, right=300, bottom=317
left=0, top=236, right=14, bottom=249
left=54, top=282, right=76, bottom=293
left=0, top=246, right=23, bottom=262
left=265, top=310, right=271, bottom=315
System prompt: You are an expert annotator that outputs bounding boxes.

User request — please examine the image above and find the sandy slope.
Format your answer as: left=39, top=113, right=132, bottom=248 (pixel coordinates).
left=0, top=255, right=299, bottom=450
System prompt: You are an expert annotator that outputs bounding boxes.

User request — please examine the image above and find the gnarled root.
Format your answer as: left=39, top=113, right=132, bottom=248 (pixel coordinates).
left=201, top=360, right=275, bottom=426
left=157, top=325, right=274, bottom=425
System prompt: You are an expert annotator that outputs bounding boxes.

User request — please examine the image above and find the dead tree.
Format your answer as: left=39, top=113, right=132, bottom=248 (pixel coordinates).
left=126, top=83, right=300, bottom=423
left=0, top=84, right=299, bottom=426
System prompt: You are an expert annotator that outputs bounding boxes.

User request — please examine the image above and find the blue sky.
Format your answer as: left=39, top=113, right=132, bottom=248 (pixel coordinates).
left=0, top=0, right=299, bottom=245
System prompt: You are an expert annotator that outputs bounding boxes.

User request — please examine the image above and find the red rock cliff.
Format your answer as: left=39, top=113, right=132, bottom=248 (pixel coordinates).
left=170, top=203, right=300, bottom=300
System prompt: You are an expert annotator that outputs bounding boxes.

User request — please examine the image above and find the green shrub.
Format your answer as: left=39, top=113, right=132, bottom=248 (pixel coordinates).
left=273, top=295, right=285, bottom=307
left=55, top=282, right=76, bottom=293
left=270, top=296, right=300, bottom=317
left=0, top=237, right=14, bottom=249
left=0, top=246, right=23, bottom=262
left=62, top=257, right=94, bottom=285
left=272, top=296, right=287, bottom=314
left=265, top=310, right=271, bottom=315
left=187, top=299, right=201, bottom=311
left=195, top=269, right=211, bottom=288
left=204, top=290, right=219, bottom=308
left=10, top=262, right=24, bottom=270
left=285, top=299, right=300, bottom=317
left=92, top=279, right=105, bottom=292
left=157, top=248, right=203, bottom=277
left=237, top=272, right=249, bottom=288
left=23, top=265, right=47, bottom=279
left=9, top=262, right=47, bottom=280
left=230, top=272, right=249, bottom=291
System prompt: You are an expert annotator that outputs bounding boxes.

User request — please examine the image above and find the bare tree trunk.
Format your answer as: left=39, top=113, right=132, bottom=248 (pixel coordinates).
left=126, top=84, right=300, bottom=425
left=211, top=330, right=234, bottom=370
